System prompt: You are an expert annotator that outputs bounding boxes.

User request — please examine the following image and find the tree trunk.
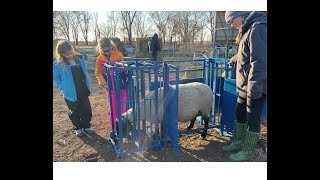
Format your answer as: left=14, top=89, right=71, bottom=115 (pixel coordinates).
left=162, top=33, right=166, bottom=45
left=75, top=37, right=78, bottom=45
left=211, top=29, right=214, bottom=44
left=128, top=28, right=132, bottom=45
left=85, top=36, right=89, bottom=45
left=95, top=29, right=98, bottom=44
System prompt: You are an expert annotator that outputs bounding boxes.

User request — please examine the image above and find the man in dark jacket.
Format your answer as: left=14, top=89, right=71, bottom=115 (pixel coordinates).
left=222, top=11, right=267, bottom=162
left=150, top=33, right=161, bottom=61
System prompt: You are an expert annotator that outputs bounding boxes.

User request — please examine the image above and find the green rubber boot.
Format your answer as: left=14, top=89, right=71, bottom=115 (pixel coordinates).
left=229, top=130, right=260, bottom=162
left=222, top=121, right=247, bottom=152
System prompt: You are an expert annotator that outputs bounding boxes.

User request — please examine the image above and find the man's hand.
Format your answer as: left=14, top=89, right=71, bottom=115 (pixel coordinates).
left=228, top=60, right=236, bottom=66
left=228, top=54, right=238, bottom=66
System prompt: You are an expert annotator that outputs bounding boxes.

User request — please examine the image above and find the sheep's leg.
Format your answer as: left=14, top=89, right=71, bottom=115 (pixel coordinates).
left=113, top=120, right=120, bottom=142
left=201, top=115, right=209, bottom=139
left=150, top=119, right=162, bottom=142
left=187, top=111, right=202, bottom=130
left=186, top=117, right=196, bottom=130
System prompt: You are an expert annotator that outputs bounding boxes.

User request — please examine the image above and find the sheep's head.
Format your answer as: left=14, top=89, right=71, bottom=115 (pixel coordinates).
left=115, top=109, right=134, bottom=136
left=201, top=50, right=209, bottom=58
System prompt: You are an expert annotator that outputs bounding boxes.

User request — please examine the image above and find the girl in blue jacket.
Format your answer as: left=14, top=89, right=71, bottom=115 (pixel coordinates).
left=53, top=40, right=93, bottom=137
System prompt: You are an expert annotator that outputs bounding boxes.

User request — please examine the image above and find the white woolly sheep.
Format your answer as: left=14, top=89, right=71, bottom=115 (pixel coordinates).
left=116, top=82, right=213, bottom=139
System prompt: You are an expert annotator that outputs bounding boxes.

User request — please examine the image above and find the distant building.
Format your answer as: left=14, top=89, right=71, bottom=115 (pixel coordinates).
left=213, top=11, right=267, bottom=58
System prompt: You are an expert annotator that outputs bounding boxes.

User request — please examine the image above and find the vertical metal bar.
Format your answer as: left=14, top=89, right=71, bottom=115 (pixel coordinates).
left=163, top=63, right=168, bottom=149
left=194, top=61, right=196, bottom=78
left=126, top=69, right=132, bottom=152
left=224, top=61, right=229, bottom=79
left=119, top=67, right=125, bottom=152
left=211, top=61, right=214, bottom=115
left=148, top=69, right=153, bottom=144
left=131, top=74, right=136, bottom=150
left=174, top=66, right=179, bottom=151
left=148, top=69, right=152, bottom=91
left=214, top=61, right=219, bottom=123
left=218, top=62, right=223, bottom=123
left=226, top=27, right=229, bottom=58
left=154, top=66, right=159, bottom=146
left=114, top=67, right=123, bottom=156
left=135, top=69, right=141, bottom=149
left=149, top=98, right=152, bottom=144
left=210, top=59, right=214, bottom=91
left=202, top=59, right=206, bottom=83
left=207, top=59, right=214, bottom=123
left=140, top=69, right=147, bottom=147
left=207, top=59, right=210, bottom=86
left=106, top=66, right=116, bottom=139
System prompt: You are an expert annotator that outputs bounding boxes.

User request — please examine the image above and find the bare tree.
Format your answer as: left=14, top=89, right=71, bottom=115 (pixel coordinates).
left=79, top=11, right=92, bottom=45
left=100, top=22, right=112, bottom=38
left=93, top=12, right=101, bottom=44
left=176, top=11, right=203, bottom=45
left=199, top=26, right=207, bottom=44
left=148, top=11, right=167, bottom=44
left=98, top=11, right=117, bottom=38
left=109, top=11, right=119, bottom=38
left=191, top=12, right=205, bottom=44
left=55, top=11, right=72, bottom=41
left=119, top=11, right=137, bottom=45
left=70, top=11, right=81, bottom=45
left=53, top=11, right=61, bottom=39
left=120, top=26, right=127, bottom=43
left=133, top=12, right=147, bottom=38
left=203, top=11, right=215, bottom=43
left=176, top=11, right=191, bottom=44
left=166, top=12, right=180, bottom=44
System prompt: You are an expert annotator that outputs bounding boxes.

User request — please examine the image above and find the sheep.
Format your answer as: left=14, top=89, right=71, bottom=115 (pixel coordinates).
left=116, top=82, right=213, bottom=139
left=213, top=47, right=227, bottom=58
left=201, top=50, right=210, bottom=58
left=228, top=46, right=238, bottom=57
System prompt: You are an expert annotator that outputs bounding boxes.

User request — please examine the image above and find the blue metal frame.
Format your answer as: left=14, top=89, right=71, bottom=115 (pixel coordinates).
left=148, top=59, right=206, bottom=91
left=104, top=61, right=162, bottom=158
left=163, top=63, right=179, bottom=151
left=104, top=60, right=180, bottom=158
left=220, top=78, right=237, bottom=135
left=104, top=57, right=267, bottom=158
left=178, top=58, right=231, bottom=135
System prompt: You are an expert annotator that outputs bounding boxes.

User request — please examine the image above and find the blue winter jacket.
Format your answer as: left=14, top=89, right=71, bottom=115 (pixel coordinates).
left=53, top=56, right=91, bottom=102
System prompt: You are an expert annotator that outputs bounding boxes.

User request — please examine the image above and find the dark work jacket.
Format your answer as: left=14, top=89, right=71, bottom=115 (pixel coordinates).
left=236, top=11, right=267, bottom=99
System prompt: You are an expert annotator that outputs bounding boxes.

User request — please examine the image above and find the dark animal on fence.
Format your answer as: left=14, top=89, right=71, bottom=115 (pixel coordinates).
left=201, top=50, right=210, bottom=58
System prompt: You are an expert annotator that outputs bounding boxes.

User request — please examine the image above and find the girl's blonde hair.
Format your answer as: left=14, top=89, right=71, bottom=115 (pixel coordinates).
left=54, top=40, right=75, bottom=71
left=96, top=37, right=117, bottom=54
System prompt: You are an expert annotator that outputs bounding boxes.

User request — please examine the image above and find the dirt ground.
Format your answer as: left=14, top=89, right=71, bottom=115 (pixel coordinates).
left=53, top=46, right=267, bottom=162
